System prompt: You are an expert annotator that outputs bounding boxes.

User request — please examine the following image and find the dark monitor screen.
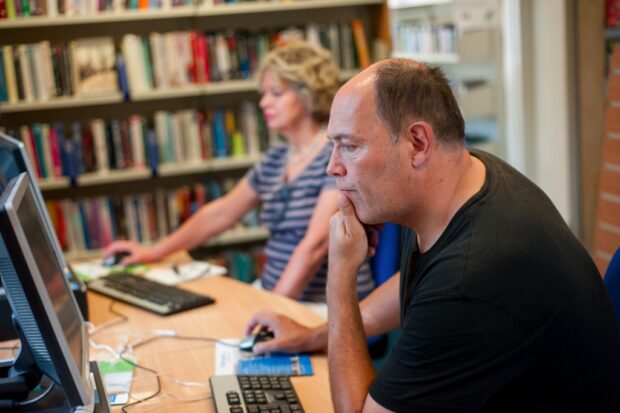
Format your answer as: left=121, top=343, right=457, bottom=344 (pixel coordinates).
left=0, top=173, right=91, bottom=408
left=15, top=182, right=82, bottom=368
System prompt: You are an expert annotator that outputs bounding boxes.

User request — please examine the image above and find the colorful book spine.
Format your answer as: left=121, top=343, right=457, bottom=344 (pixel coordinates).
left=0, top=50, right=7, bottom=102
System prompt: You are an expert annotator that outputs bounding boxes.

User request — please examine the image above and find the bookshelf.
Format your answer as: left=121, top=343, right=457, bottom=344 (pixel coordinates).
left=387, top=0, right=503, bottom=155
left=0, top=0, right=382, bottom=29
left=37, top=153, right=263, bottom=191
left=0, top=0, right=389, bottom=263
left=63, top=225, right=271, bottom=262
left=1, top=70, right=359, bottom=113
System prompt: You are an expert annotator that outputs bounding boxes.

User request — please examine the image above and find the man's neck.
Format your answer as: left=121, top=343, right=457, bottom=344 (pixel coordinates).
left=414, top=149, right=486, bottom=253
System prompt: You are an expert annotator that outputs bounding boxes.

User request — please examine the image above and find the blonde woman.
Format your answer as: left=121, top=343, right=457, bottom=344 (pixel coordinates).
left=104, top=40, right=375, bottom=304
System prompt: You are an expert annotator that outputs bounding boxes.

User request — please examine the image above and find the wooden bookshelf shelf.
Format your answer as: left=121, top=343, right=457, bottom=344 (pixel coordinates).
left=77, top=168, right=153, bottom=186
left=198, top=0, right=383, bottom=16
left=0, top=8, right=194, bottom=29
left=38, top=177, right=71, bottom=191
left=204, top=225, right=270, bottom=247
left=2, top=70, right=359, bottom=113
left=158, top=154, right=262, bottom=177
left=63, top=225, right=270, bottom=261
left=0, top=93, right=124, bottom=113
left=0, top=0, right=382, bottom=29
left=205, top=80, right=259, bottom=96
left=387, top=0, right=451, bottom=9
left=37, top=154, right=263, bottom=191
left=130, top=85, right=206, bottom=102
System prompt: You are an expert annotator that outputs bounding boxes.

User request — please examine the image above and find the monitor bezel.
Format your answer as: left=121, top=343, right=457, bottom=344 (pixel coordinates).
left=0, top=172, right=92, bottom=408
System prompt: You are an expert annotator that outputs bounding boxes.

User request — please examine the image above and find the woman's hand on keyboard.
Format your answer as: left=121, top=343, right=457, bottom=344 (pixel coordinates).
left=245, top=310, right=328, bottom=355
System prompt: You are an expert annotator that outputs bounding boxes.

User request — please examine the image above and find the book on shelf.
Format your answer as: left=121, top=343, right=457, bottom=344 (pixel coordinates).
left=350, top=18, right=370, bottom=69
left=70, top=37, right=119, bottom=97
left=0, top=40, right=111, bottom=104
left=45, top=177, right=261, bottom=255
left=0, top=19, right=368, bottom=106
left=2, top=100, right=269, bottom=183
left=0, top=0, right=196, bottom=18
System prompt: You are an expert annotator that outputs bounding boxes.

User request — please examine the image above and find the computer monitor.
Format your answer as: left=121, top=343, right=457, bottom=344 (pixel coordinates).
left=0, top=133, right=88, bottom=341
left=0, top=133, right=72, bottom=281
left=0, top=173, right=92, bottom=409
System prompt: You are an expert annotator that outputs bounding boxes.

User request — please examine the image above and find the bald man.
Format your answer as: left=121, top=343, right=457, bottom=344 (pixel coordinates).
left=246, top=59, right=620, bottom=412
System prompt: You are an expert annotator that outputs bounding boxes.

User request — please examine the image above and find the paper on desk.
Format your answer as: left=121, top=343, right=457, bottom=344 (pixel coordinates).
left=215, top=340, right=313, bottom=376
left=145, top=261, right=227, bottom=285
left=72, top=262, right=147, bottom=281
left=97, top=359, right=135, bottom=406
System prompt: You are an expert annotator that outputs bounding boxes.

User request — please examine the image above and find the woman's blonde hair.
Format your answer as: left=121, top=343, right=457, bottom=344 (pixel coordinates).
left=258, top=40, right=340, bottom=123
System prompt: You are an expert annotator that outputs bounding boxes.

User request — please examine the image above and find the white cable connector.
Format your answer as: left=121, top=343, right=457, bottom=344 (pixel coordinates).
left=151, top=329, right=177, bottom=337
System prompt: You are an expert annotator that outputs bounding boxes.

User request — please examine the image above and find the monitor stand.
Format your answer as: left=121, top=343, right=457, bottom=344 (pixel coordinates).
left=0, top=264, right=88, bottom=342
left=13, top=362, right=110, bottom=413
left=0, top=319, right=110, bottom=413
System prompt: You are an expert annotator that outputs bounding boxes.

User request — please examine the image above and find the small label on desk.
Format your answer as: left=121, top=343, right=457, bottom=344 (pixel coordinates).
left=97, top=359, right=135, bottom=405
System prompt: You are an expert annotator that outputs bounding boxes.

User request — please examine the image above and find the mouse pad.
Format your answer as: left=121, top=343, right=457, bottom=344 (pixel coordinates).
left=215, top=340, right=313, bottom=376
left=237, top=354, right=313, bottom=376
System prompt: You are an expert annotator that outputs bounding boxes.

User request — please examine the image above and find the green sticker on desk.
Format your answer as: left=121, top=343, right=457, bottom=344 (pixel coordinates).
left=97, top=359, right=135, bottom=405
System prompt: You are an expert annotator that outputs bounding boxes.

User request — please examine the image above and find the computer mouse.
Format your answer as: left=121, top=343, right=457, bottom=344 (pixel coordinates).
left=102, top=251, right=131, bottom=267
left=239, top=329, right=275, bottom=352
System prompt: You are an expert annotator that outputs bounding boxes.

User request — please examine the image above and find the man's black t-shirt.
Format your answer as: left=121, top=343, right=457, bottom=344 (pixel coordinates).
left=369, top=150, right=620, bottom=412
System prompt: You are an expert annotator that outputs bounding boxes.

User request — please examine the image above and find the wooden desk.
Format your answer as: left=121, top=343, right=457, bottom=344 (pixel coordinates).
left=88, top=275, right=333, bottom=412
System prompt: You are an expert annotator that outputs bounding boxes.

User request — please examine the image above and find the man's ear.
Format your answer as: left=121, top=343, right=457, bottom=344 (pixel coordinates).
left=404, top=121, right=434, bottom=168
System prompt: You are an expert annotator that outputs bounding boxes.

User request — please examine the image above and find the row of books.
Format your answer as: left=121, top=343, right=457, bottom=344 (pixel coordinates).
left=0, top=0, right=49, bottom=18
left=0, top=40, right=117, bottom=103
left=0, top=42, right=73, bottom=103
left=121, top=20, right=368, bottom=95
left=0, top=18, right=370, bottom=103
left=1, top=102, right=270, bottom=181
left=45, top=179, right=260, bottom=252
left=392, top=23, right=457, bottom=55
left=221, top=247, right=264, bottom=284
left=0, top=0, right=310, bottom=20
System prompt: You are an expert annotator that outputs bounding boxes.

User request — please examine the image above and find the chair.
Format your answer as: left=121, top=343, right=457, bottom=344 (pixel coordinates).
left=603, top=248, right=620, bottom=332
left=368, top=223, right=401, bottom=360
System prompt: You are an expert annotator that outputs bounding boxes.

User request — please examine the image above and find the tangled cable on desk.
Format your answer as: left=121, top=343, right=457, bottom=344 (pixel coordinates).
left=88, top=301, right=238, bottom=411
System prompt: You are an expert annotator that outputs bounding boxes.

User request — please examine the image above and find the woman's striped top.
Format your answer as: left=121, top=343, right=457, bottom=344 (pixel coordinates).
left=246, top=142, right=375, bottom=302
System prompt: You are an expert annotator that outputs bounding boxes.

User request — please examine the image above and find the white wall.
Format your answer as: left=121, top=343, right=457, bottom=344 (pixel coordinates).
left=502, top=0, right=578, bottom=230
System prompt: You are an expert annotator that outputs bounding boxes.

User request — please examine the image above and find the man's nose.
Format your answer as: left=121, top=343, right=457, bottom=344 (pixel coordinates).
left=326, top=149, right=345, bottom=177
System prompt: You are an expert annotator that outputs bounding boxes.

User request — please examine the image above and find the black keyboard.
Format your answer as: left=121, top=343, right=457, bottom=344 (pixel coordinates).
left=210, top=375, right=305, bottom=413
left=87, top=272, right=215, bottom=316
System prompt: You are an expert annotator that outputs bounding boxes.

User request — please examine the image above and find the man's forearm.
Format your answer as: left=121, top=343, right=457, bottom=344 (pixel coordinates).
left=327, top=266, right=376, bottom=412
left=360, top=273, right=401, bottom=336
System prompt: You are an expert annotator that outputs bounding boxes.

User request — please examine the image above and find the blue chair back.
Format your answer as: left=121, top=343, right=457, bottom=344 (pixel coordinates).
left=370, top=222, right=401, bottom=286
left=603, top=248, right=620, bottom=332
left=367, top=223, right=401, bottom=357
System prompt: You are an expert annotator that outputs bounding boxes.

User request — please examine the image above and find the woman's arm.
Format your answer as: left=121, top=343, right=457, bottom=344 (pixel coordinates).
left=272, top=188, right=340, bottom=298
left=104, top=177, right=261, bottom=264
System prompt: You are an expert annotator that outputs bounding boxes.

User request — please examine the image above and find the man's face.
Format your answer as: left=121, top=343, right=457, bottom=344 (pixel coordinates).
left=326, top=80, right=411, bottom=224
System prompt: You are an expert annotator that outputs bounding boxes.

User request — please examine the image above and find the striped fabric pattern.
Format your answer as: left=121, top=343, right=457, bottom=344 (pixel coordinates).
left=247, top=142, right=375, bottom=302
